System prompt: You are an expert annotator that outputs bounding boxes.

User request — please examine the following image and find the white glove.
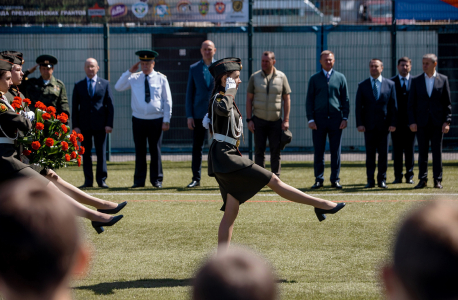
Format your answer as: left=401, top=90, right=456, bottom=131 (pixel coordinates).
left=202, top=113, right=211, bottom=130
left=21, top=111, right=35, bottom=121
left=225, top=77, right=236, bottom=91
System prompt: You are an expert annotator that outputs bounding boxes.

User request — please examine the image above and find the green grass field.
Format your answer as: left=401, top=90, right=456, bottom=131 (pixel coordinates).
left=59, top=160, right=458, bottom=300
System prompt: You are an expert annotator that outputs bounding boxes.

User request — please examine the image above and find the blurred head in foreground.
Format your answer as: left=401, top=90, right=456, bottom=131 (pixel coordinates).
left=0, top=179, right=90, bottom=300
left=193, top=247, right=278, bottom=300
left=382, top=200, right=458, bottom=300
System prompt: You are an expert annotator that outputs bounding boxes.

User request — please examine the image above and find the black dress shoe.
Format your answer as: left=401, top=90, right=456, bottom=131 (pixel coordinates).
left=97, top=201, right=127, bottom=214
left=311, top=182, right=324, bottom=189
left=78, top=183, right=93, bottom=188
left=92, top=215, right=124, bottom=234
left=131, top=183, right=145, bottom=188
left=187, top=181, right=200, bottom=188
left=331, top=182, right=343, bottom=189
left=315, top=203, right=346, bottom=222
left=391, top=178, right=402, bottom=184
left=378, top=181, right=388, bottom=189
left=98, top=181, right=109, bottom=188
left=153, top=182, right=162, bottom=188
left=406, top=179, right=415, bottom=184
left=414, top=180, right=427, bottom=189
left=434, top=180, right=443, bottom=189
left=364, top=182, right=375, bottom=188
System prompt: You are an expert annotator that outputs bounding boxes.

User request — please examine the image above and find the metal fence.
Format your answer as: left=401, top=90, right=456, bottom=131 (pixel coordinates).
left=1, top=0, right=457, bottom=161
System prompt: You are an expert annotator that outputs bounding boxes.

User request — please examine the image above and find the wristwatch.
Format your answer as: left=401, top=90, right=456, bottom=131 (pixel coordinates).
left=246, top=118, right=252, bottom=123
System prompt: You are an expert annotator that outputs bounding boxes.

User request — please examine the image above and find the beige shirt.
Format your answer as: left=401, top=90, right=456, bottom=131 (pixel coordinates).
left=247, top=67, right=291, bottom=121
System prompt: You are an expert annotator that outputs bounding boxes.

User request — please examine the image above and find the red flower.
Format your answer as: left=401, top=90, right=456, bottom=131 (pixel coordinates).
left=75, top=144, right=79, bottom=150
left=77, top=158, right=81, bottom=167
left=55, top=132, right=59, bottom=136
left=65, top=154, right=71, bottom=161
left=77, top=133, right=84, bottom=142
left=31, top=141, right=41, bottom=150
left=11, top=102, right=21, bottom=110
left=57, top=113, right=68, bottom=124
left=61, top=141, right=69, bottom=151
left=71, top=151, right=77, bottom=159
left=22, top=98, right=31, bottom=106
left=61, top=124, right=68, bottom=133
left=42, top=113, right=51, bottom=120
left=46, top=106, right=56, bottom=114
left=72, top=130, right=77, bottom=135
left=22, top=149, right=31, bottom=156
left=13, top=96, right=22, bottom=101
left=34, top=101, right=47, bottom=111
left=78, top=146, right=85, bottom=155
left=45, top=138, right=54, bottom=147
left=35, top=122, right=44, bottom=130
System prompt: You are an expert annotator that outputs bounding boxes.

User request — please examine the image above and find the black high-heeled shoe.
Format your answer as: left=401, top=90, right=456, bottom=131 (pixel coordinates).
left=92, top=215, right=124, bottom=234
left=97, top=201, right=127, bottom=214
left=314, top=203, right=346, bottom=222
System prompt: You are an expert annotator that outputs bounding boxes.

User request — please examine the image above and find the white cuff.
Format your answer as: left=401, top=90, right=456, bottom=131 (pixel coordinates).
left=308, top=119, right=315, bottom=123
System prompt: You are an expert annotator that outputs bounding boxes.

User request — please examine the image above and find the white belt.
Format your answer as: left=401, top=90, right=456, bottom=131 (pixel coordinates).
left=0, top=137, right=14, bottom=144
left=213, top=133, right=237, bottom=146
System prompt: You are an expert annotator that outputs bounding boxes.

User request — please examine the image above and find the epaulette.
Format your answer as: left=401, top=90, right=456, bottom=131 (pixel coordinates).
left=56, top=79, right=65, bottom=85
left=157, top=71, right=167, bottom=78
left=219, top=91, right=225, bottom=95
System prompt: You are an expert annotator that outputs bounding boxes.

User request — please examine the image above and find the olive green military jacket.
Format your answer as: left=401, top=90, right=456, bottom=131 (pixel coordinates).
left=4, top=85, right=25, bottom=103
left=0, top=96, right=31, bottom=182
left=208, top=86, right=253, bottom=177
left=21, top=72, right=70, bottom=117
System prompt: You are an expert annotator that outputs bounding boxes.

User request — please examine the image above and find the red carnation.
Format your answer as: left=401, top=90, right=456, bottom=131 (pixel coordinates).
left=57, top=113, right=68, bottom=124
left=61, top=141, right=69, bottom=151
left=61, top=124, right=68, bottom=133
left=65, top=154, right=71, bottom=161
left=22, top=149, right=31, bottom=156
left=77, top=158, right=81, bottom=167
left=22, top=98, right=31, bottom=106
left=45, top=138, right=54, bottom=147
left=71, top=151, right=77, bottom=159
left=35, top=101, right=47, bottom=111
left=77, top=133, right=84, bottom=142
left=42, top=113, right=51, bottom=120
left=78, top=146, right=85, bottom=155
left=35, top=122, right=44, bottom=130
left=46, top=106, right=56, bottom=114
left=31, top=141, right=41, bottom=150
left=11, top=102, right=21, bottom=110
left=13, top=96, right=22, bottom=101
left=75, top=144, right=79, bottom=150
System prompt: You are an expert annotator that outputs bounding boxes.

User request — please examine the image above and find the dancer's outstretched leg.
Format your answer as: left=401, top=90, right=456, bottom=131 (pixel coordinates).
left=267, top=174, right=337, bottom=210
left=45, top=170, right=117, bottom=210
left=218, top=194, right=239, bottom=253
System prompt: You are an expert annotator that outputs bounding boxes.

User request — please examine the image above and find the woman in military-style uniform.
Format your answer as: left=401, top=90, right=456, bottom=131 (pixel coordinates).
left=0, top=55, right=124, bottom=234
left=205, top=58, right=345, bottom=251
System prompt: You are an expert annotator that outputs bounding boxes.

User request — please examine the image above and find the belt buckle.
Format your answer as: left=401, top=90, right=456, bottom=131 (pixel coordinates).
left=236, top=140, right=240, bottom=148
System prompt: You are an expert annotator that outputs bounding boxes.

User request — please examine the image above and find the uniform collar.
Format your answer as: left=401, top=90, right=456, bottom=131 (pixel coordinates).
left=41, top=75, right=57, bottom=86
left=144, top=70, right=156, bottom=78
left=262, top=67, right=276, bottom=78
left=9, top=85, right=19, bottom=95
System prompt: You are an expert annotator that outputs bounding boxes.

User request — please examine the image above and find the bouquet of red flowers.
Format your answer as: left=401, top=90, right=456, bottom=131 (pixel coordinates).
left=12, top=96, right=84, bottom=171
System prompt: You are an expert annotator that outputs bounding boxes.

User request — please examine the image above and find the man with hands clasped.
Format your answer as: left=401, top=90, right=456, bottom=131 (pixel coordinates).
left=355, top=58, right=397, bottom=189
left=115, top=50, right=172, bottom=189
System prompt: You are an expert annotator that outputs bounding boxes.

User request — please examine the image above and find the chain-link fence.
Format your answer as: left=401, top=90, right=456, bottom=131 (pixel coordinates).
left=1, top=0, right=457, bottom=161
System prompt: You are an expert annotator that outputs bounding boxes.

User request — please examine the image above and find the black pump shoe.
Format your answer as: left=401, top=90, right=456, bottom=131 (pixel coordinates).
left=314, top=203, right=346, bottom=222
left=97, top=201, right=127, bottom=214
left=92, top=215, right=124, bottom=234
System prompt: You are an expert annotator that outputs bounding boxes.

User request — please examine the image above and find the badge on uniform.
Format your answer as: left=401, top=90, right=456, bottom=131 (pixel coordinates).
left=0, top=103, right=8, bottom=113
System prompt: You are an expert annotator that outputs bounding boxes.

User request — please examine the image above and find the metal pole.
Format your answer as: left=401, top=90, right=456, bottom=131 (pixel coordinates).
left=248, top=0, right=253, bottom=160
left=391, top=0, right=397, bottom=77
left=103, top=22, right=111, bottom=161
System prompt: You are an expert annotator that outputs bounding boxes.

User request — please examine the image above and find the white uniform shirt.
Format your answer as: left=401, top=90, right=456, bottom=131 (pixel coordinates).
left=424, top=71, right=437, bottom=97
left=115, top=70, right=172, bottom=122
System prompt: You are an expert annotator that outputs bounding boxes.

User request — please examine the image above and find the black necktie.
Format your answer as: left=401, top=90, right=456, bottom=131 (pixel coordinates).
left=401, top=78, right=407, bottom=94
left=373, top=79, right=379, bottom=100
left=145, top=76, right=150, bottom=103
left=88, top=79, right=94, bottom=97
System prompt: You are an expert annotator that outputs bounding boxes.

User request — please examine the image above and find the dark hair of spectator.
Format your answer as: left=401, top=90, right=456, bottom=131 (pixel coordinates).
left=397, top=57, right=411, bottom=65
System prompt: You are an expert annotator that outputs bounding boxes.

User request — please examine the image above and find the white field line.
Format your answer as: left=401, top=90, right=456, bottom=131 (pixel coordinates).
left=88, top=192, right=458, bottom=197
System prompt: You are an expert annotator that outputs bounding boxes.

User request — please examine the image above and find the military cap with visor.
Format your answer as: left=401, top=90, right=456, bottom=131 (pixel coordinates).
left=135, top=49, right=159, bottom=61
left=0, top=51, right=24, bottom=65
left=36, top=54, right=58, bottom=68
left=0, top=55, right=14, bottom=71
left=209, top=57, right=242, bottom=79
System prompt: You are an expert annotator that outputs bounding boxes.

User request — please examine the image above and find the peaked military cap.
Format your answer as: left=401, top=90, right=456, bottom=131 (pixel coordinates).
left=0, top=55, right=14, bottom=71
left=280, top=129, right=293, bottom=151
left=0, top=51, right=24, bottom=65
left=135, top=50, right=159, bottom=61
left=209, top=57, right=242, bottom=78
left=36, top=54, right=58, bottom=68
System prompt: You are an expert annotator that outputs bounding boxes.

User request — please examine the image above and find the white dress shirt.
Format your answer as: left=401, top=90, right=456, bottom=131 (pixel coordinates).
left=371, top=75, right=382, bottom=100
left=398, top=73, right=410, bottom=90
left=86, top=74, right=97, bottom=94
left=424, top=71, right=437, bottom=97
left=115, top=70, right=172, bottom=122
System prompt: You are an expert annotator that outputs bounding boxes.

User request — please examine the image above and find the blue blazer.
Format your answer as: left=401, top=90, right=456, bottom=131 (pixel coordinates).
left=186, top=60, right=214, bottom=119
left=355, top=76, right=397, bottom=131
left=72, top=77, right=114, bottom=130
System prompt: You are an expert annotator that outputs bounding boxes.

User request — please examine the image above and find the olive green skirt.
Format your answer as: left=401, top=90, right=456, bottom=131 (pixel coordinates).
left=215, top=164, right=273, bottom=211
left=3, top=166, right=50, bottom=186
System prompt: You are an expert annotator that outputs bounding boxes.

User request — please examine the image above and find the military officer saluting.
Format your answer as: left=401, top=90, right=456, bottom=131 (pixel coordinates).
left=21, top=54, right=70, bottom=117
left=0, top=51, right=26, bottom=103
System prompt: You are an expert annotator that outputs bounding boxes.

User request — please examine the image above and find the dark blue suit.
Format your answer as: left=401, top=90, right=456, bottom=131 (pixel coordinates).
left=72, top=76, right=114, bottom=186
left=355, top=77, right=397, bottom=184
left=185, top=60, right=214, bottom=182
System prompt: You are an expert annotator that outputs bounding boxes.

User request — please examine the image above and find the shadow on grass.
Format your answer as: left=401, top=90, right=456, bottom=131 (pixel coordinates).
left=75, top=278, right=192, bottom=295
